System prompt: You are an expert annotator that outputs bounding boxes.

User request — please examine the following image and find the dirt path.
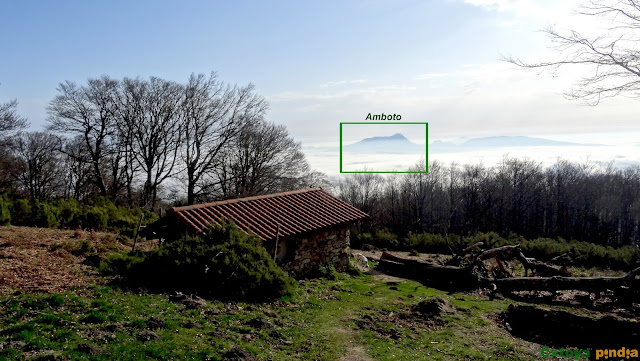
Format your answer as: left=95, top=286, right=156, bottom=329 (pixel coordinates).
left=367, top=268, right=406, bottom=283
left=334, top=327, right=373, bottom=361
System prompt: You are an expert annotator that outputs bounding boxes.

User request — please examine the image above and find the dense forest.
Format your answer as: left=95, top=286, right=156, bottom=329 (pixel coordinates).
left=0, top=73, right=329, bottom=209
left=339, top=158, right=640, bottom=248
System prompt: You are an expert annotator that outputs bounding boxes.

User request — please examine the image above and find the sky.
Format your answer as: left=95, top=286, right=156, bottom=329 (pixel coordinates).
left=3, top=0, right=640, bottom=175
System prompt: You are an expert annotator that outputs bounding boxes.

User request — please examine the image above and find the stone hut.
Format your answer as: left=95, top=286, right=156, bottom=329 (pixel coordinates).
left=142, top=188, right=368, bottom=277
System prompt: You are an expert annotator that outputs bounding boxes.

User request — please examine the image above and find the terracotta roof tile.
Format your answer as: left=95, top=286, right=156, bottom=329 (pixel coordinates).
left=169, top=188, right=368, bottom=241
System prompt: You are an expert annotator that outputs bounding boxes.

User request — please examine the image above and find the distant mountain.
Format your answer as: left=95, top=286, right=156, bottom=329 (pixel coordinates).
left=344, top=133, right=425, bottom=154
left=462, top=136, right=580, bottom=147
left=430, top=136, right=601, bottom=153
left=343, top=135, right=600, bottom=155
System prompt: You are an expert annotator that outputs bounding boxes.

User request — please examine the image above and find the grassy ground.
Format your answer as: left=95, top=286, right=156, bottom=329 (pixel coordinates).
left=0, top=276, right=543, bottom=360
left=0, top=226, right=581, bottom=360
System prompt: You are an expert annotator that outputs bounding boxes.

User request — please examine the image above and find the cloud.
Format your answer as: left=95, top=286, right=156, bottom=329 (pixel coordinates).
left=415, top=73, right=451, bottom=80
left=268, top=84, right=418, bottom=103
left=461, top=0, right=585, bottom=26
left=319, top=79, right=366, bottom=88
left=266, top=59, right=640, bottom=160
left=463, top=0, right=554, bottom=16
left=498, top=19, right=520, bottom=27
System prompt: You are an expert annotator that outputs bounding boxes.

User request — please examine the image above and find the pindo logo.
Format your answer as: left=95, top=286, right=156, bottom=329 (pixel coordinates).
left=596, top=347, right=639, bottom=360
left=540, top=347, right=640, bottom=360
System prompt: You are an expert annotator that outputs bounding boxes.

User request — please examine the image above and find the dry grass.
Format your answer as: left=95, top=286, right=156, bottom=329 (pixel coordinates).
left=0, top=226, right=156, bottom=295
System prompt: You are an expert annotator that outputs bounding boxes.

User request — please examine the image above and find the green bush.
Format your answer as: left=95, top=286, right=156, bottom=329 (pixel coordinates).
left=346, top=263, right=363, bottom=276
left=361, top=243, right=375, bottom=251
left=362, top=228, right=639, bottom=271
left=55, top=198, right=81, bottom=228
left=99, top=252, right=145, bottom=275
left=351, top=229, right=400, bottom=250
left=0, top=196, right=158, bottom=235
left=406, top=232, right=449, bottom=253
left=74, top=240, right=94, bottom=256
left=101, top=220, right=294, bottom=301
left=316, top=264, right=338, bottom=280
left=0, top=195, right=10, bottom=226
left=32, top=201, right=58, bottom=228
left=374, top=229, right=399, bottom=249
left=10, top=199, right=31, bottom=226
left=83, top=207, right=109, bottom=230
left=350, top=230, right=372, bottom=249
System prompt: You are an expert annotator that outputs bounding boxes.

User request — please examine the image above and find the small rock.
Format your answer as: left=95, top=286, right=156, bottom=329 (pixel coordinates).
left=240, top=334, right=255, bottom=342
left=182, top=297, right=206, bottom=309
left=223, top=346, right=256, bottom=360
left=245, top=317, right=272, bottom=330
left=146, top=317, right=166, bottom=329
left=169, top=291, right=206, bottom=309
left=182, top=320, right=202, bottom=329
left=33, top=351, right=68, bottom=361
left=77, top=343, right=102, bottom=355
left=137, top=330, right=161, bottom=342
left=268, top=330, right=284, bottom=339
left=6, top=340, right=27, bottom=349
left=413, top=297, right=454, bottom=316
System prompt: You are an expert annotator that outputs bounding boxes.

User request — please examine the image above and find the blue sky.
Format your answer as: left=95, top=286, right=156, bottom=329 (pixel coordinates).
left=3, top=0, right=640, bottom=155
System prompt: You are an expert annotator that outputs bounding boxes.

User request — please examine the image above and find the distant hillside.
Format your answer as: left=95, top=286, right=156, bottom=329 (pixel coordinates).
left=344, top=133, right=425, bottom=154
left=430, top=136, right=600, bottom=153
left=343, top=134, right=600, bottom=155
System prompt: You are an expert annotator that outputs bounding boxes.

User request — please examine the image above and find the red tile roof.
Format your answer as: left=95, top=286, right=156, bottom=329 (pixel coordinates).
left=168, top=188, right=368, bottom=241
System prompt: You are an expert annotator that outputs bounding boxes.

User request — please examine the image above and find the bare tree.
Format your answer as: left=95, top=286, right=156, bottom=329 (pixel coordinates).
left=504, top=0, right=640, bottom=105
left=179, top=73, right=268, bottom=204
left=0, top=99, right=29, bottom=140
left=119, top=77, right=183, bottom=208
left=216, top=120, right=315, bottom=198
left=115, top=121, right=140, bottom=207
left=59, top=136, right=95, bottom=200
left=338, top=171, right=386, bottom=224
left=47, top=77, right=120, bottom=196
left=11, top=132, right=62, bottom=201
left=0, top=99, right=29, bottom=191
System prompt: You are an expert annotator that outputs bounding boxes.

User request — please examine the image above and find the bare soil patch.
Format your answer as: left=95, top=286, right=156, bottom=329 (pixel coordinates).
left=354, top=296, right=452, bottom=343
left=334, top=327, right=373, bottom=361
left=355, top=249, right=450, bottom=264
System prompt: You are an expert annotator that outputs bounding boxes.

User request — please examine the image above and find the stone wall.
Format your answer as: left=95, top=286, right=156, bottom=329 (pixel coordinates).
left=281, top=226, right=351, bottom=277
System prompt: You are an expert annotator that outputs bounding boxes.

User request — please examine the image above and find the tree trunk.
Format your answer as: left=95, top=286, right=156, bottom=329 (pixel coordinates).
left=495, top=267, right=640, bottom=295
left=378, top=252, right=480, bottom=290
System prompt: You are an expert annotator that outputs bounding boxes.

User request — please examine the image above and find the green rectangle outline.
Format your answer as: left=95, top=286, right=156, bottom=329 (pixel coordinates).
left=340, top=122, right=428, bottom=173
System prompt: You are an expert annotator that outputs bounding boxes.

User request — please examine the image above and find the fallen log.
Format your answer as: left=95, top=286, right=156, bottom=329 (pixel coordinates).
left=462, top=242, right=485, bottom=254
left=379, top=252, right=480, bottom=290
left=445, top=241, right=486, bottom=266
left=495, top=267, right=640, bottom=299
left=474, top=244, right=568, bottom=277
left=475, top=245, right=522, bottom=261
left=517, top=254, right=569, bottom=277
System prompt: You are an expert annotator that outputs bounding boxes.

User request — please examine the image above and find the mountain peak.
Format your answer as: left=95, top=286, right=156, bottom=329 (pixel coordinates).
left=360, top=133, right=409, bottom=142
left=345, top=133, right=423, bottom=154
left=390, top=133, right=407, bottom=139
